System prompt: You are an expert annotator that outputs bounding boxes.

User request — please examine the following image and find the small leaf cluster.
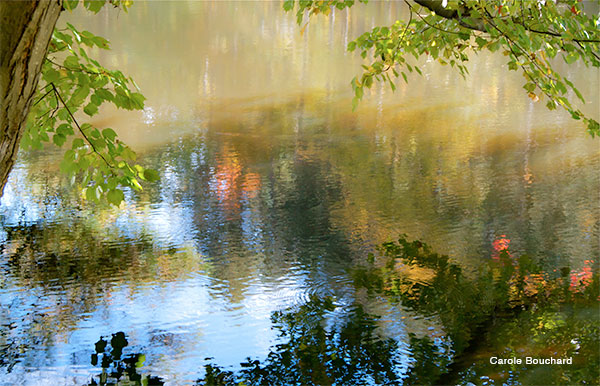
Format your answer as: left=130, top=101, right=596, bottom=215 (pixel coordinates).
left=64, top=0, right=134, bottom=13
left=470, top=0, right=600, bottom=136
left=283, top=0, right=368, bottom=25
left=285, top=0, right=600, bottom=136
left=24, top=1, right=159, bottom=207
left=348, top=14, right=472, bottom=110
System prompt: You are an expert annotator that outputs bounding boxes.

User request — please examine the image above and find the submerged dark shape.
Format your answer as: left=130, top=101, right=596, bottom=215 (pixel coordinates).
left=87, top=332, right=164, bottom=386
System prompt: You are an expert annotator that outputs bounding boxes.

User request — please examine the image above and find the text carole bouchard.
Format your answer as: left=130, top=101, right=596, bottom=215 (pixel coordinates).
left=490, top=356, right=573, bottom=365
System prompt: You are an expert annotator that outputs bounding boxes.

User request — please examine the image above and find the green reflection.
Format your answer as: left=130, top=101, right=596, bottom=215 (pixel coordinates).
left=0, top=218, right=210, bottom=373
left=354, top=236, right=599, bottom=384
left=199, top=296, right=402, bottom=386
left=78, top=234, right=598, bottom=385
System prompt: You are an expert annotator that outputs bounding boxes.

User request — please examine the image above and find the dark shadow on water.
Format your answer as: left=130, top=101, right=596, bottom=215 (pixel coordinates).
left=353, top=236, right=599, bottom=385
left=198, top=296, right=403, bottom=386
left=89, top=297, right=405, bottom=386
left=84, top=236, right=598, bottom=385
left=87, top=331, right=164, bottom=386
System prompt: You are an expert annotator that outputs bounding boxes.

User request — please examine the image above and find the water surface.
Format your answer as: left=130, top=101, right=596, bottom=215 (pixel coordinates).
left=0, top=1, right=598, bottom=384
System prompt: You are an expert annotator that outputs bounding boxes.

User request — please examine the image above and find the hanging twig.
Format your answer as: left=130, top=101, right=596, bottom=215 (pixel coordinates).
left=50, top=82, right=112, bottom=168
left=33, top=84, right=55, bottom=106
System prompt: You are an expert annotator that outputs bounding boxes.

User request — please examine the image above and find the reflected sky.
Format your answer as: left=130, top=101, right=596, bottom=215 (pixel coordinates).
left=0, top=1, right=599, bottom=385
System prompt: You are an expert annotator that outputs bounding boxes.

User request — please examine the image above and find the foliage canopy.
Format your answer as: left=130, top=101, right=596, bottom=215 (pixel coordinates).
left=24, top=0, right=158, bottom=207
left=285, top=0, right=600, bottom=136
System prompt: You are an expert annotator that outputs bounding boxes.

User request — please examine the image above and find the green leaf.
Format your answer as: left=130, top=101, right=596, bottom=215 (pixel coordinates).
left=90, top=93, right=103, bottom=106
left=143, top=168, right=160, bottom=182
left=39, top=130, right=49, bottom=142
left=102, top=128, right=117, bottom=141
left=523, top=83, right=536, bottom=93
left=64, top=0, right=78, bottom=11
left=572, top=87, right=585, bottom=103
left=475, top=36, right=488, bottom=48
left=121, top=147, right=137, bottom=161
left=43, top=68, right=61, bottom=83
left=64, top=55, right=80, bottom=69
left=92, top=36, right=110, bottom=49
left=57, top=108, right=70, bottom=121
left=53, top=133, right=67, bottom=147
left=564, top=52, right=578, bottom=64
left=72, top=138, right=85, bottom=149
left=83, top=102, right=99, bottom=116
left=107, top=188, right=125, bottom=206
left=60, top=151, right=78, bottom=174
left=129, top=178, right=143, bottom=191
left=458, top=31, right=470, bottom=40
left=487, top=39, right=501, bottom=52
left=56, top=123, right=74, bottom=136
left=83, top=0, right=106, bottom=13
left=355, top=86, right=363, bottom=99
left=54, top=31, right=73, bottom=46
left=135, top=353, right=145, bottom=368
left=586, top=119, right=599, bottom=137
left=95, top=89, right=114, bottom=101
left=85, top=185, right=100, bottom=202
left=130, top=92, right=145, bottom=109
left=70, top=84, right=90, bottom=106
left=555, top=81, right=567, bottom=95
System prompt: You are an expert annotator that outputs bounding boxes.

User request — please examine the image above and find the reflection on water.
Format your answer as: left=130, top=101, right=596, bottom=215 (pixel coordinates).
left=1, top=1, right=599, bottom=384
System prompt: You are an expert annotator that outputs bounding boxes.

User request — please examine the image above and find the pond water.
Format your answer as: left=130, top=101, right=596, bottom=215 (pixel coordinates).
left=1, top=2, right=598, bottom=385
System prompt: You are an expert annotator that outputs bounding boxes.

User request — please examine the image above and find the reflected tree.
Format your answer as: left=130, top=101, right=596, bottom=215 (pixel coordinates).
left=0, top=218, right=207, bottom=375
left=353, top=235, right=599, bottom=384
left=197, top=296, right=404, bottom=386
left=77, top=236, right=598, bottom=385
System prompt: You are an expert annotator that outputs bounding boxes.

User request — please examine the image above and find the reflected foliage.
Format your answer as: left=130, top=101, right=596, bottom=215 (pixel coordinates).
left=0, top=218, right=207, bottom=374
left=455, top=305, right=600, bottom=385
left=76, top=236, right=598, bottom=385
left=1, top=221, right=154, bottom=285
left=87, top=331, right=164, bottom=386
left=353, top=235, right=599, bottom=384
left=197, top=296, right=403, bottom=385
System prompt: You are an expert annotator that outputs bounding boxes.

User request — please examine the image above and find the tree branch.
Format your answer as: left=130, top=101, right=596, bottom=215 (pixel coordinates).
left=412, top=0, right=600, bottom=44
left=50, top=82, right=112, bottom=168
left=33, top=85, right=54, bottom=106
left=406, top=0, right=462, bottom=35
left=412, top=0, right=486, bottom=31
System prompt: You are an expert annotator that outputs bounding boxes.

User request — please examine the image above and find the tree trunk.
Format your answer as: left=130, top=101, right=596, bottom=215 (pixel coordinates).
left=0, top=0, right=62, bottom=196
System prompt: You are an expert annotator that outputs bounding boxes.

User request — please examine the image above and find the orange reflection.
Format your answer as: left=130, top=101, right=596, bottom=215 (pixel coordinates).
left=242, top=172, right=261, bottom=200
left=210, top=146, right=262, bottom=213
left=569, top=260, right=594, bottom=293
left=212, top=149, right=242, bottom=205
left=491, top=234, right=512, bottom=260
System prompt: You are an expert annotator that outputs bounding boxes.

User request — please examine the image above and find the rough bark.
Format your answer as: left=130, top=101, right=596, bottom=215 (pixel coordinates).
left=0, top=0, right=62, bottom=196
